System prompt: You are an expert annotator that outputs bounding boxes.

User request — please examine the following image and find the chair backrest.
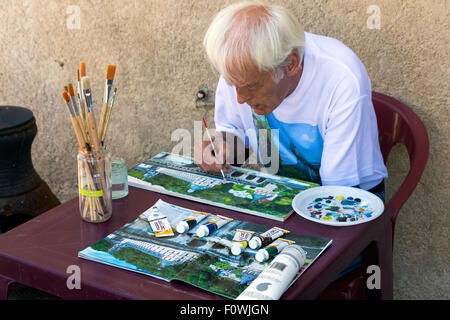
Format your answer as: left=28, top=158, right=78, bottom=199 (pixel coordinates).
left=372, top=92, right=429, bottom=240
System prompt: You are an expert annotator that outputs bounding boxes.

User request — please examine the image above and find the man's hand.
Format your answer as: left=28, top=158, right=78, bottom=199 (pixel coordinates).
left=193, top=138, right=232, bottom=174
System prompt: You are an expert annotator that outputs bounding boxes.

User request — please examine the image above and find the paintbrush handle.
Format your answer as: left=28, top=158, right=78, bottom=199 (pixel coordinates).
left=70, top=116, right=86, bottom=150
left=81, top=99, right=91, bottom=145
left=75, top=115, right=88, bottom=147
left=101, top=108, right=111, bottom=143
left=86, top=112, right=109, bottom=208
left=87, top=112, right=102, bottom=154
left=101, top=88, right=117, bottom=144
left=97, top=101, right=108, bottom=142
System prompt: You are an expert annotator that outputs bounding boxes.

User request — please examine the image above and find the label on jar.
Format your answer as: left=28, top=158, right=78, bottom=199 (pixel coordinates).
left=79, top=188, right=104, bottom=198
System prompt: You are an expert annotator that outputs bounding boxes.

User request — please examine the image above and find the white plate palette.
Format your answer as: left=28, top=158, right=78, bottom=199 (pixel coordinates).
left=292, top=186, right=385, bottom=226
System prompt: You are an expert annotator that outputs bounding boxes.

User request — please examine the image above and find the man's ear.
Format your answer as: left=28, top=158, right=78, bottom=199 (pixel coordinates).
left=284, top=50, right=301, bottom=76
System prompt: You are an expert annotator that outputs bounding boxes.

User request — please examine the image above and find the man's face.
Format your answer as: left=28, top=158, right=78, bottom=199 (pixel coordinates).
left=229, top=67, right=291, bottom=116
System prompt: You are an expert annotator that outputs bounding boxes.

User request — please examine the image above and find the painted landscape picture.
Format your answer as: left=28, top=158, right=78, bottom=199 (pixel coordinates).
left=78, top=200, right=332, bottom=299
left=127, top=152, right=319, bottom=221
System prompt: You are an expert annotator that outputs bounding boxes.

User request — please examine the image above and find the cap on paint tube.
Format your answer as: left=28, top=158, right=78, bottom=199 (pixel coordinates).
left=249, top=236, right=262, bottom=250
left=196, top=225, right=210, bottom=238
left=231, top=242, right=245, bottom=256
left=176, top=221, right=189, bottom=234
left=255, top=249, right=269, bottom=262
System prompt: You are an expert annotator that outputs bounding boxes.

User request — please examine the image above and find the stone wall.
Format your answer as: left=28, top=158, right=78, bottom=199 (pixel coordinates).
left=0, top=0, right=448, bottom=299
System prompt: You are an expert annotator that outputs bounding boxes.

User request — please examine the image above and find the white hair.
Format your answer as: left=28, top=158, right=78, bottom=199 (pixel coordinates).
left=203, top=1, right=305, bottom=84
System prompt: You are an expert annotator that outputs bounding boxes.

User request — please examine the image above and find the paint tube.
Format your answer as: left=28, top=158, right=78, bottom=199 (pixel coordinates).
left=236, top=244, right=307, bottom=300
left=145, top=207, right=174, bottom=237
left=230, top=229, right=255, bottom=255
left=248, top=226, right=290, bottom=250
left=176, top=211, right=210, bottom=233
left=196, top=214, right=233, bottom=237
left=255, top=238, right=295, bottom=262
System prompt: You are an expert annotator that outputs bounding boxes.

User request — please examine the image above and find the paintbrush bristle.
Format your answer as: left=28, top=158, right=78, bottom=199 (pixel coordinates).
left=106, top=64, right=116, bottom=80
left=80, top=61, right=86, bottom=77
left=67, top=83, right=75, bottom=96
left=62, top=90, right=70, bottom=102
left=77, top=69, right=80, bottom=81
left=81, top=76, right=91, bottom=90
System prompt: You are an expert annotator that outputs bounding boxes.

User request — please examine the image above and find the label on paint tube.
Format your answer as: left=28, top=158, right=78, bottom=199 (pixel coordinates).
left=249, top=226, right=290, bottom=250
left=196, top=214, right=233, bottom=238
left=231, top=229, right=255, bottom=255
left=145, top=207, right=174, bottom=237
left=176, top=211, right=210, bottom=233
left=255, top=238, right=295, bottom=262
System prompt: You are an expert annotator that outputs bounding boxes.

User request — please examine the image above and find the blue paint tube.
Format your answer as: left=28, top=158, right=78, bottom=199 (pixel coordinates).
left=196, top=214, right=233, bottom=237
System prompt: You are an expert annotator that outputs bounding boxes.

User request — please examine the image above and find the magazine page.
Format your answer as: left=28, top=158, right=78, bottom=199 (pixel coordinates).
left=78, top=199, right=332, bottom=299
left=128, top=152, right=319, bottom=222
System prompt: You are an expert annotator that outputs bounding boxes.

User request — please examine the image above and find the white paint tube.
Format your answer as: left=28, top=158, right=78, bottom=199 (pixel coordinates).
left=236, top=244, right=307, bottom=300
left=231, top=229, right=255, bottom=255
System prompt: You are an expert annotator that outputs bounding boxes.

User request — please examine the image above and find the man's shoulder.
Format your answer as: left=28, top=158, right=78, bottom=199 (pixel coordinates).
left=305, top=32, right=371, bottom=96
left=306, top=32, right=360, bottom=65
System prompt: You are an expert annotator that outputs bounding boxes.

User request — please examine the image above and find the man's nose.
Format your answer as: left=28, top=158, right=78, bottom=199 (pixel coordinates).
left=236, top=87, right=251, bottom=105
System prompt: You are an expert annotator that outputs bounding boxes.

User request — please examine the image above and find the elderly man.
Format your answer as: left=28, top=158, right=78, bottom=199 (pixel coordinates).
left=195, top=1, right=387, bottom=201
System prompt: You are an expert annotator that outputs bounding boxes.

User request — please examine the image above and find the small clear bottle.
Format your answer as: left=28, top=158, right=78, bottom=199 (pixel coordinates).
left=111, top=156, right=128, bottom=199
left=77, top=149, right=112, bottom=223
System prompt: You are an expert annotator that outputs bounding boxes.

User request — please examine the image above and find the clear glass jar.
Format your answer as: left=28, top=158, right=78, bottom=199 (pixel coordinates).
left=77, top=149, right=112, bottom=223
left=111, top=156, right=128, bottom=199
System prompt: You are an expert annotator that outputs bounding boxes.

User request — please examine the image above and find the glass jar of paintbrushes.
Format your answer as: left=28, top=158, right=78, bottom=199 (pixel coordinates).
left=61, top=61, right=118, bottom=222
left=77, top=149, right=112, bottom=223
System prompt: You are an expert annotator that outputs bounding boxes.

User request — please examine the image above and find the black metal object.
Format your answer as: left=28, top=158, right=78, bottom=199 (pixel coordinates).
left=0, top=106, right=60, bottom=233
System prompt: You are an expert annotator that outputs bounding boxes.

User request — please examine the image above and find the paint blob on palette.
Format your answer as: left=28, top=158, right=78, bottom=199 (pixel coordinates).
left=292, top=186, right=384, bottom=226
left=307, top=196, right=374, bottom=223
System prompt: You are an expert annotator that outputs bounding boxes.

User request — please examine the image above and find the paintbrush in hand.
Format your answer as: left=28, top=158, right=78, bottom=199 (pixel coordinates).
left=202, top=117, right=226, bottom=179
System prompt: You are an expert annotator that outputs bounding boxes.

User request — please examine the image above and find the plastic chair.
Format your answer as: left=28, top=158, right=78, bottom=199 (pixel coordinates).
left=317, top=91, right=429, bottom=300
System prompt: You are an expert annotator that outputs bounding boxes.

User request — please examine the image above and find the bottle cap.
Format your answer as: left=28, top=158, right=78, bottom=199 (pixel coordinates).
left=176, top=221, right=189, bottom=234
left=279, top=245, right=307, bottom=268
left=255, top=249, right=269, bottom=262
left=231, top=243, right=244, bottom=256
left=249, top=236, right=262, bottom=250
left=196, top=225, right=210, bottom=238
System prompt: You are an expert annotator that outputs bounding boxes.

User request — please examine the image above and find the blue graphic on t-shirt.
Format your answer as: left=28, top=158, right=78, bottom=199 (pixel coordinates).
left=252, top=112, right=323, bottom=184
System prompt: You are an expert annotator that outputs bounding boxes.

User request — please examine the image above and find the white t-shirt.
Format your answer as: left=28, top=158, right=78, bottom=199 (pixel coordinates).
left=214, top=32, right=388, bottom=190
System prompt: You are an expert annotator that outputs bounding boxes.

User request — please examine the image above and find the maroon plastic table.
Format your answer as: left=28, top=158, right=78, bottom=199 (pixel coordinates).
left=0, top=186, right=393, bottom=300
